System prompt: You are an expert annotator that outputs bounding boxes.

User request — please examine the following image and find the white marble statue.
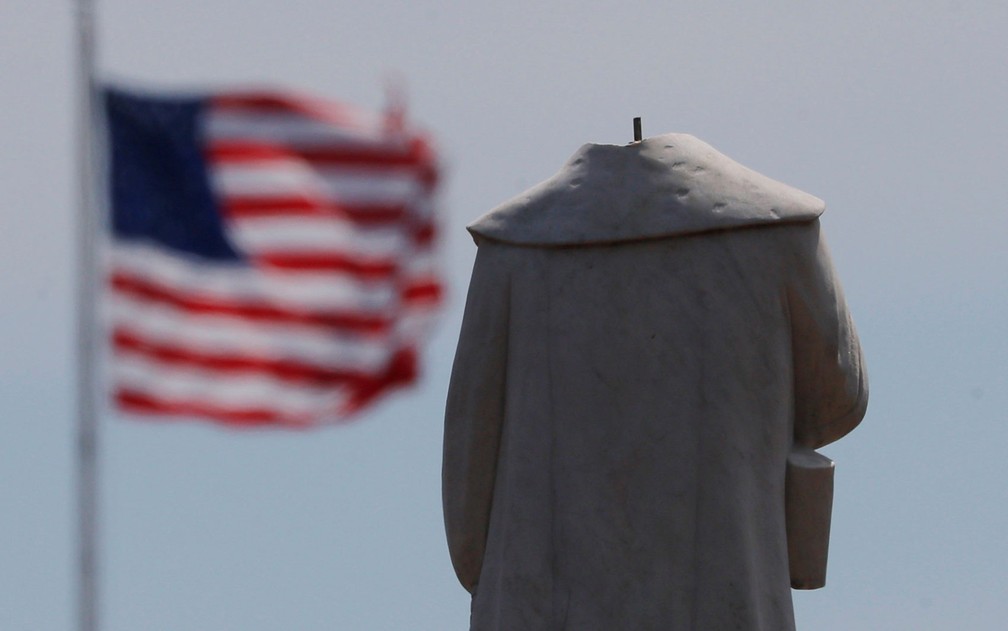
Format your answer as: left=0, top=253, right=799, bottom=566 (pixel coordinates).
left=443, top=133, right=868, bottom=631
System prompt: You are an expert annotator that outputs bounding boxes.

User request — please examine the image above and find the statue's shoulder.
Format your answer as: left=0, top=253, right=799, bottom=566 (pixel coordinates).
left=468, top=133, right=825, bottom=247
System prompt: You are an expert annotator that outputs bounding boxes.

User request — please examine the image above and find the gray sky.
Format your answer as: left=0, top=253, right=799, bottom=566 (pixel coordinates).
left=2, top=1, right=1007, bottom=629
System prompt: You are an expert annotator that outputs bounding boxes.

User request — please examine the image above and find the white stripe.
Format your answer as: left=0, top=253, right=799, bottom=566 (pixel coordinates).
left=226, top=216, right=405, bottom=257
left=108, top=294, right=396, bottom=373
left=396, top=309, right=440, bottom=343
left=399, top=249, right=439, bottom=277
left=211, top=162, right=424, bottom=204
left=409, top=196, right=437, bottom=222
left=107, top=242, right=398, bottom=313
left=204, top=111, right=402, bottom=148
left=114, top=355, right=353, bottom=417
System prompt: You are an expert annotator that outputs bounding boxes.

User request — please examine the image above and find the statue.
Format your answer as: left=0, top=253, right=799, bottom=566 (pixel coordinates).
left=443, top=133, right=868, bottom=630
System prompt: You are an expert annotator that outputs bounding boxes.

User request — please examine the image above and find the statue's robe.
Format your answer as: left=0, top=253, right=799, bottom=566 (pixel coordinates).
left=443, top=134, right=868, bottom=631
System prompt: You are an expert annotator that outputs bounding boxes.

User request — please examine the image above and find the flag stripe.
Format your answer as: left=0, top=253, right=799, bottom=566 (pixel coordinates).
left=221, top=196, right=408, bottom=223
left=109, top=243, right=398, bottom=311
left=205, top=112, right=389, bottom=148
left=112, top=329, right=392, bottom=385
left=402, top=280, right=444, bottom=304
left=210, top=162, right=425, bottom=203
left=109, top=298, right=394, bottom=372
left=211, top=92, right=380, bottom=128
left=207, top=140, right=430, bottom=168
left=114, top=354, right=353, bottom=409
left=116, top=389, right=317, bottom=427
left=109, top=272, right=393, bottom=335
left=412, top=223, right=436, bottom=246
left=226, top=216, right=405, bottom=255
left=255, top=252, right=398, bottom=276
left=399, top=249, right=440, bottom=275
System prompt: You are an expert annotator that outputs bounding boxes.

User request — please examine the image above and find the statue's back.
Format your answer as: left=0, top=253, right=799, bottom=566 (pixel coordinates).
left=444, top=134, right=867, bottom=631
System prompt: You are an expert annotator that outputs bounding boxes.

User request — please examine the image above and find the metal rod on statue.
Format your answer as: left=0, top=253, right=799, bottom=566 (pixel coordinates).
left=74, top=0, right=100, bottom=630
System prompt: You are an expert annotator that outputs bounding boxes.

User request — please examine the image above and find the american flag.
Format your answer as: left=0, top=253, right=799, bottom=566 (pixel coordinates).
left=104, top=87, right=443, bottom=427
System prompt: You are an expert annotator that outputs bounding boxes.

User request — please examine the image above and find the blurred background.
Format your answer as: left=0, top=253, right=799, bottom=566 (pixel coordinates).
left=2, top=1, right=1006, bottom=629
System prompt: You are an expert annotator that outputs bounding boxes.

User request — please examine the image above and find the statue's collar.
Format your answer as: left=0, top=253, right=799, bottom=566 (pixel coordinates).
left=468, top=133, right=825, bottom=246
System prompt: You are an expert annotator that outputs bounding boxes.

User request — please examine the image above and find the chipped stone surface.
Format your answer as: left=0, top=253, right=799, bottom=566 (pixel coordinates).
left=444, top=134, right=867, bottom=630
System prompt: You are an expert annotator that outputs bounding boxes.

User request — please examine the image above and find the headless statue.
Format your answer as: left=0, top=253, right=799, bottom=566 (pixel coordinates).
left=444, top=133, right=867, bottom=631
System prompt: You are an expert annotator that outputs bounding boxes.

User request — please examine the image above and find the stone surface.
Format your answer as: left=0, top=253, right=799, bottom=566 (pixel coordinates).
left=444, top=133, right=867, bottom=630
left=468, top=133, right=824, bottom=246
left=786, top=447, right=836, bottom=590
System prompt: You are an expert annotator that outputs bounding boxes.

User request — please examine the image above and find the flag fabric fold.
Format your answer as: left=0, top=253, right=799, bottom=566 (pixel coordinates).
left=104, top=87, right=443, bottom=427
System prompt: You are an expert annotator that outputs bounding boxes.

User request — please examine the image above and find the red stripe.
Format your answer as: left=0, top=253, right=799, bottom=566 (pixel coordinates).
left=207, top=96, right=439, bottom=188
left=114, top=328, right=384, bottom=386
left=402, top=281, right=443, bottom=304
left=110, top=272, right=393, bottom=336
left=116, top=389, right=316, bottom=428
left=211, top=92, right=365, bottom=128
left=340, top=346, right=417, bottom=414
left=207, top=140, right=432, bottom=169
left=113, top=342, right=419, bottom=427
left=412, top=222, right=436, bottom=246
left=221, top=196, right=407, bottom=224
left=211, top=94, right=437, bottom=157
left=115, top=332, right=421, bottom=425
left=257, top=253, right=397, bottom=277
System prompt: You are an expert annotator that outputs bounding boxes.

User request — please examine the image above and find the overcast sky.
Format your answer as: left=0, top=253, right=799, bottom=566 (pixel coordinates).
left=2, top=1, right=1007, bottom=629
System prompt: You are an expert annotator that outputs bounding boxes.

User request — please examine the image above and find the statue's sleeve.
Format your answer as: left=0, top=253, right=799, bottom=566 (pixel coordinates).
left=786, top=220, right=868, bottom=448
left=443, top=242, right=510, bottom=594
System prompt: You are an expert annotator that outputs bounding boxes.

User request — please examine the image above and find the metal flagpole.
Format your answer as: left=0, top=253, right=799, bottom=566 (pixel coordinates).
left=74, top=0, right=100, bottom=629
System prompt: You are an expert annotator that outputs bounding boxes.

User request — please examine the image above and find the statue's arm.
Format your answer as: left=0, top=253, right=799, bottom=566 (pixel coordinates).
left=786, top=219, right=868, bottom=448
left=443, top=243, right=510, bottom=594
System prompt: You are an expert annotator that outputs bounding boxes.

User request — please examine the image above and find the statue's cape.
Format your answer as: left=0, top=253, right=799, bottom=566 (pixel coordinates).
left=468, top=133, right=825, bottom=246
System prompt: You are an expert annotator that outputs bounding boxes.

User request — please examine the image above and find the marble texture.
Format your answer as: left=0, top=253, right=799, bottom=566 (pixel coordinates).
left=444, top=134, right=867, bottom=630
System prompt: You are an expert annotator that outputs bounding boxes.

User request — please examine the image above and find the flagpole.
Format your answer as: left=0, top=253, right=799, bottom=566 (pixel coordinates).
left=74, top=0, right=100, bottom=629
